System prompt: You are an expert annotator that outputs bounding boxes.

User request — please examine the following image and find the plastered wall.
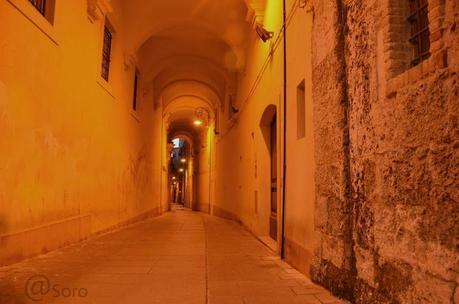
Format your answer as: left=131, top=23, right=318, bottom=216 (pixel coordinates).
left=212, top=0, right=317, bottom=269
left=0, top=0, right=160, bottom=266
left=213, top=0, right=285, bottom=238
left=283, top=0, right=316, bottom=275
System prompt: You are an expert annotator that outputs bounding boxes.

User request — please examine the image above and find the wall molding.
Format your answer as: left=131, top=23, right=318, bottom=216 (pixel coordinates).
left=244, top=0, right=267, bottom=26
left=87, top=0, right=113, bottom=23
left=0, top=214, right=91, bottom=266
left=0, top=207, right=162, bottom=267
left=284, top=237, right=314, bottom=277
left=212, top=205, right=239, bottom=222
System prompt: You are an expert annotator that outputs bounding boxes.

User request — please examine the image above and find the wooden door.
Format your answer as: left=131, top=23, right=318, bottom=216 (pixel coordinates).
left=270, top=117, right=278, bottom=241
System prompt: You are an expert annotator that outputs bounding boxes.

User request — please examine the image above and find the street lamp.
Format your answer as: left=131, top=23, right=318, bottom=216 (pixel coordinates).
left=193, top=107, right=210, bottom=127
left=193, top=107, right=219, bottom=135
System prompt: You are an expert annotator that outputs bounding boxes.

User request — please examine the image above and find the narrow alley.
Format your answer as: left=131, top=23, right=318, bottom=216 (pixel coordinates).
left=1, top=0, right=458, bottom=303
left=0, top=210, right=343, bottom=304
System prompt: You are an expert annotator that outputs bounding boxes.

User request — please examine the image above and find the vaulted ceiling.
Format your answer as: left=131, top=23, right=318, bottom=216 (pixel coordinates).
left=116, top=0, right=267, bottom=139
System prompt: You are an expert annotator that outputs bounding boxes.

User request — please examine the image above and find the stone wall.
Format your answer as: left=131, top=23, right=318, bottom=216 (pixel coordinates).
left=310, top=0, right=355, bottom=299
left=311, top=0, right=459, bottom=302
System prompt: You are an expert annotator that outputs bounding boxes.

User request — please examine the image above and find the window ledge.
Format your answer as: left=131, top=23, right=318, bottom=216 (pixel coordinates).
left=386, top=49, right=448, bottom=98
left=96, top=76, right=115, bottom=98
left=7, top=0, right=59, bottom=45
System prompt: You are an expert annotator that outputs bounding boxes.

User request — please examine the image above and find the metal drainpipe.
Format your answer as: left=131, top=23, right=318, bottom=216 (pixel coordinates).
left=160, top=116, right=164, bottom=213
left=281, top=0, right=287, bottom=259
left=208, top=126, right=212, bottom=215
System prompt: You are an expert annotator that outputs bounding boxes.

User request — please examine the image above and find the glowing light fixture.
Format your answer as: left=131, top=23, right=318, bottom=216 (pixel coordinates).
left=172, top=176, right=176, bottom=180
left=180, top=158, right=187, bottom=163
left=193, top=107, right=210, bottom=127
left=179, top=168, right=184, bottom=173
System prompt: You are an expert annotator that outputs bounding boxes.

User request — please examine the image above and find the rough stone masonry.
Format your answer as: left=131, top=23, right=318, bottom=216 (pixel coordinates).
left=310, top=0, right=459, bottom=303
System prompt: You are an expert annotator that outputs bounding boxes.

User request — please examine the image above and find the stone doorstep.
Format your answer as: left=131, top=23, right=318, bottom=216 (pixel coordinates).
left=315, top=291, right=345, bottom=304
left=290, top=285, right=326, bottom=296
left=291, top=286, right=348, bottom=304
left=295, top=294, right=323, bottom=304
left=278, top=272, right=307, bottom=280
left=260, top=256, right=281, bottom=261
left=281, top=267, right=301, bottom=274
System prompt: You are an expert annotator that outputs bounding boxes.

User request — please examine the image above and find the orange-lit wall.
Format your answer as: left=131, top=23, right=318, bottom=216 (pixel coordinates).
left=213, top=0, right=285, bottom=239
left=212, top=0, right=316, bottom=274
left=196, top=126, right=214, bottom=213
left=0, top=0, right=316, bottom=274
left=0, top=0, right=160, bottom=265
left=283, top=0, right=316, bottom=275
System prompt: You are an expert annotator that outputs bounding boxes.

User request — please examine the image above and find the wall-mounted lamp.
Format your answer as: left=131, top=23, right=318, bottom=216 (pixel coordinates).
left=194, top=107, right=210, bottom=127
left=193, top=119, right=203, bottom=126
left=255, top=23, right=274, bottom=43
left=194, top=107, right=220, bottom=135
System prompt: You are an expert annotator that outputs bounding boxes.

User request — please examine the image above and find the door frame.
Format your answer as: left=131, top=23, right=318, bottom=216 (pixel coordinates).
left=269, top=115, right=278, bottom=241
left=259, top=104, right=282, bottom=249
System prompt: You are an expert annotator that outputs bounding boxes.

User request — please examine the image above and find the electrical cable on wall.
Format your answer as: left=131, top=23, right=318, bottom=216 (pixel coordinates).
left=218, top=0, right=311, bottom=140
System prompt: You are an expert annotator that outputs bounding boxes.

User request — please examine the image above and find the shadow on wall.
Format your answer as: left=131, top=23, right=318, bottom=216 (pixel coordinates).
left=121, top=147, right=150, bottom=202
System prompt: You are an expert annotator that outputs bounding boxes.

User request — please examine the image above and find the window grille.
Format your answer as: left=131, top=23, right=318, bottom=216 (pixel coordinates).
left=101, top=25, right=112, bottom=81
left=408, top=0, right=430, bottom=66
left=133, top=72, right=139, bottom=111
left=28, top=0, right=46, bottom=16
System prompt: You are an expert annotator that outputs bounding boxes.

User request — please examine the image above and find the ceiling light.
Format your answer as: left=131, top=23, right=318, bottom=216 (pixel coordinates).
left=193, top=119, right=203, bottom=126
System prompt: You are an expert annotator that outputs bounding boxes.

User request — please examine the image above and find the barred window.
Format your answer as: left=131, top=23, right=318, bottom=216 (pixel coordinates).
left=28, top=0, right=55, bottom=23
left=101, top=23, right=113, bottom=81
left=28, top=0, right=46, bottom=16
left=408, top=0, right=430, bottom=66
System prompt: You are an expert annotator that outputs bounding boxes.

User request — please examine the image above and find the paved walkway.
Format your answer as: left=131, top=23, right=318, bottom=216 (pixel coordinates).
left=0, top=210, right=345, bottom=304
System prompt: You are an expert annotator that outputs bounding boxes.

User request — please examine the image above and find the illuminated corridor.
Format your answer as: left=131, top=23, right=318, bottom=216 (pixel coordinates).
left=1, top=0, right=458, bottom=303
left=0, top=209, right=343, bottom=304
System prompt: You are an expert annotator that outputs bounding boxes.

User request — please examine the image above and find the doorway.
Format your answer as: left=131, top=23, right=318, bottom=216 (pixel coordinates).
left=259, top=104, right=279, bottom=247
left=269, top=116, right=278, bottom=241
